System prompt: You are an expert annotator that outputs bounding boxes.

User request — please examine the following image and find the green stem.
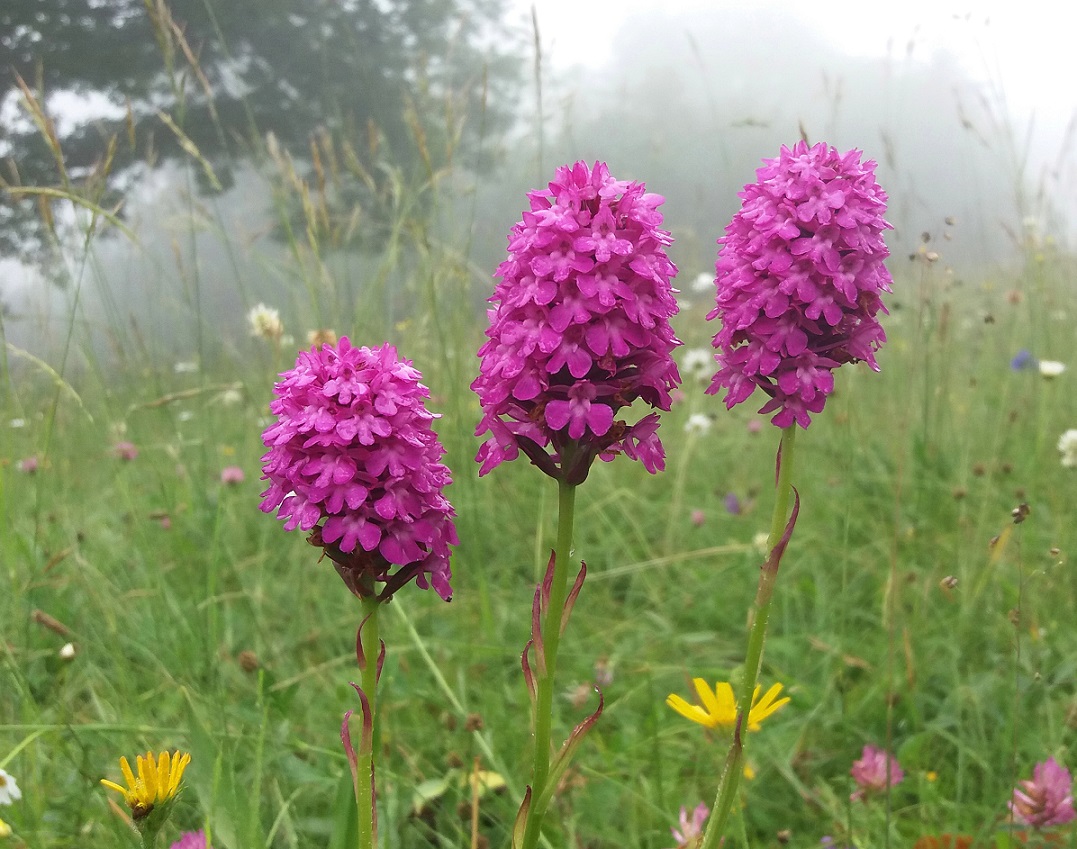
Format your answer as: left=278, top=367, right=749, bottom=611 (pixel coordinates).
left=520, top=476, right=578, bottom=849
left=140, top=829, right=157, bottom=849
left=700, top=425, right=798, bottom=849
left=357, top=596, right=381, bottom=849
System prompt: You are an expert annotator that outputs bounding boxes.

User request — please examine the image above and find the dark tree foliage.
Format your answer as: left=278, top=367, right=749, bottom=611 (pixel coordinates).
left=0, top=0, right=520, bottom=261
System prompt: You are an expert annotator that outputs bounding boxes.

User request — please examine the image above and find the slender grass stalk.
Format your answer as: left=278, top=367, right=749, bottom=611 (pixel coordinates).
left=519, top=475, right=578, bottom=849
left=701, top=425, right=797, bottom=849
left=357, top=597, right=381, bottom=849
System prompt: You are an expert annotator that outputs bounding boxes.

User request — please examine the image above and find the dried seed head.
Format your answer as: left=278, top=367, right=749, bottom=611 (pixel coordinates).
left=1012, top=503, right=1031, bottom=524
left=464, top=713, right=484, bottom=732
left=940, top=575, right=958, bottom=591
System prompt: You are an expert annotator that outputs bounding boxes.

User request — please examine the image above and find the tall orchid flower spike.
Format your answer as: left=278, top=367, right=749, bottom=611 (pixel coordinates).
left=473, top=160, right=682, bottom=484
left=695, top=142, right=891, bottom=849
left=476, top=162, right=680, bottom=849
left=260, top=338, right=458, bottom=602
left=666, top=680, right=789, bottom=732
left=260, top=339, right=458, bottom=849
left=707, top=141, right=892, bottom=429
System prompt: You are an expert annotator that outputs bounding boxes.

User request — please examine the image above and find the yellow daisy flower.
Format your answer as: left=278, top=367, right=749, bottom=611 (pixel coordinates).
left=100, top=750, right=191, bottom=820
left=666, top=679, right=789, bottom=732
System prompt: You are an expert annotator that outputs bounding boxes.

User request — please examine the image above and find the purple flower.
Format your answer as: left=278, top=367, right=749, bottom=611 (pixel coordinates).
left=112, top=441, right=139, bottom=461
left=723, top=492, right=741, bottom=515
left=850, top=745, right=904, bottom=801
left=668, top=802, right=709, bottom=848
left=220, top=466, right=245, bottom=485
left=260, top=339, right=458, bottom=601
left=1009, top=756, right=1075, bottom=829
left=707, top=142, right=892, bottom=429
left=1010, top=349, right=1036, bottom=371
left=472, top=161, right=682, bottom=483
left=17, top=455, right=39, bottom=474
left=169, top=831, right=209, bottom=849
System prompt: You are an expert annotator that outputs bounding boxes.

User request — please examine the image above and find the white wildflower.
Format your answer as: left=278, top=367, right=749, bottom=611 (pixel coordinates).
left=217, top=388, right=243, bottom=406
left=679, top=348, right=714, bottom=384
left=684, top=413, right=713, bottom=437
left=0, top=769, right=21, bottom=805
left=691, top=272, right=714, bottom=293
left=248, top=303, right=284, bottom=341
left=1058, top=429, right=1077, bottom=468
left=173, top=360, right=199, bottom=374
left=1039, top=360, right=1066, bottom=378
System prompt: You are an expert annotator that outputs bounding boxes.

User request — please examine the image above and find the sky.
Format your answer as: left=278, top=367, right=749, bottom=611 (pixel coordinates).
left=516, top=0, right=1075, bottom=136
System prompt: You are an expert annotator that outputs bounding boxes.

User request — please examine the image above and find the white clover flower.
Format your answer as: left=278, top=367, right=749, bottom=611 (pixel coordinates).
left=8, top=418, right=26, bottom=429
left=0, top=769, right=21, bottom=805
left=1058, top=429, right=1077, bottom=468
left=679, top=347, right=714, bottom=384
left=684, top=413, right=713, bottom=436
left=59, top=642, right=76, bottom=660
left=248, top=303, right=284, bottom=341
left=1039, top=360, right=1066, bottom=378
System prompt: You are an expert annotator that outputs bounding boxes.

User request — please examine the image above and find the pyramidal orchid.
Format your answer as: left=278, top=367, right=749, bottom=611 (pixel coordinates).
left=260, top=338, right=458, bottom=849
left=260, top=338, right=457, bottom=602
left=473, top=160, right=682, bottom=484
left=707, top=141, right=892, bottom=429
left=474, top=161, right=679, bottom=849
left=696, top=142, right=891, bottom=849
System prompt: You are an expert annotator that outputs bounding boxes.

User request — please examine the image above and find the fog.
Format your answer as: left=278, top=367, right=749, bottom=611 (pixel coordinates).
left=2, top=1, right=1073, bottom=369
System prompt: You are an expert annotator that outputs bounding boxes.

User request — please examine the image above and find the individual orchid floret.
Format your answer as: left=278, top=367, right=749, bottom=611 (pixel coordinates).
left=707, top=141, right=893, bottom=428
left=1009, top=756, right=1075, bottom=829
left=850, top=745, right=904, bottom=801
left=260, top=339, right=458, bottom=601
left=472, top=160, right=682, bottom=483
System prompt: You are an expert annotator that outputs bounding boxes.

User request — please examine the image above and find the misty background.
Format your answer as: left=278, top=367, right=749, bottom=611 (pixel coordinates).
left=1, top=0, right=1073, bottom=368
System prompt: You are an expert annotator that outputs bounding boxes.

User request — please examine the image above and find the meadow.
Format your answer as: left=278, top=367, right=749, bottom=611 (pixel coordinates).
left=2, top=34, right=1077, bottom=849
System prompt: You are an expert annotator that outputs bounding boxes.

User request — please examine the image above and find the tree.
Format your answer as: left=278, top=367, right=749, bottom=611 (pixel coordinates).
left=0, top=0, right=520, bottom=262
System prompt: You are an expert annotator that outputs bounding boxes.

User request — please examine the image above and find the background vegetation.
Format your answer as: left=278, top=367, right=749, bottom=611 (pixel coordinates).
left=1, top=2, right=1075, bottom=848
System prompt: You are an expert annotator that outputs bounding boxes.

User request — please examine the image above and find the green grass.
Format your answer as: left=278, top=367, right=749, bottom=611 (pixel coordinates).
left=2, top=58, right=1077, bottom=849
left=3, top=237, right=1076, bottom=849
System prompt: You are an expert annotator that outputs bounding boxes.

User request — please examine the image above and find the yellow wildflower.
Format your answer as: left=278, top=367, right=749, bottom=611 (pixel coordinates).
left=100, top=750, right=190, bottom=820
left=666, top=679, right=789, bottom=731
left=0, top=817, right=11, bottom=838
